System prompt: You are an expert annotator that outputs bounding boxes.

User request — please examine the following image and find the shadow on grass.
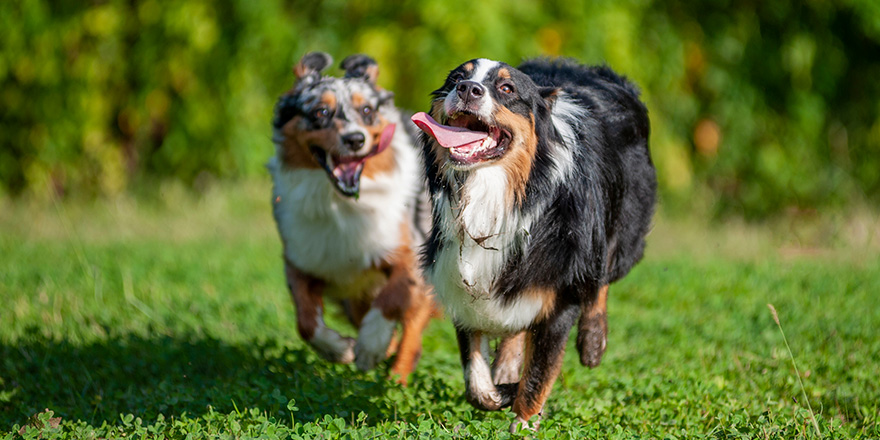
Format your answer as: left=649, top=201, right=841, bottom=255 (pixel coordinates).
left=0, top=330, right=410, bottom=428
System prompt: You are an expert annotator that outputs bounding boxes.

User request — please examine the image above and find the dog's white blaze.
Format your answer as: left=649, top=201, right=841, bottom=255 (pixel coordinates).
left=337, top=86, right=373, bottom=156
left=354, top=308, right=395, bottom=370
left=429, top=165, right=543, bottom=334
left=470, top=58, right=499, bottom=83
left=269, top=127, right=421, bottom=285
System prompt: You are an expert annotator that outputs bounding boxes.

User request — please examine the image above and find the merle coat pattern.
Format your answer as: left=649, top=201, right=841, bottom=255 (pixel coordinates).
left=269, top=52, right=435, bottom=384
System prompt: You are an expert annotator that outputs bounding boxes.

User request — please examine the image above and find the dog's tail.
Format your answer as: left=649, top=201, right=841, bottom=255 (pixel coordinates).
left=576, top=285, right=608, bottom=368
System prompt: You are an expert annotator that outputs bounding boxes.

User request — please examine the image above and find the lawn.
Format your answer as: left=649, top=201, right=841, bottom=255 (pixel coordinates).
left=1, top=182, right=878, bottom=439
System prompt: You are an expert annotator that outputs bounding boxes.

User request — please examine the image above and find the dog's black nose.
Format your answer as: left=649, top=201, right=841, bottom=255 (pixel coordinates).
left=456, top=81, right=485, bottom=102
left=342, top=132, right=366, bottom=151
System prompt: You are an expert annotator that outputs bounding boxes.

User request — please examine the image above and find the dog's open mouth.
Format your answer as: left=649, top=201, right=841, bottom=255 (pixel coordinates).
left=311, top=123, right=396, bottom=198
left=412, top=112, right=510, bottom=166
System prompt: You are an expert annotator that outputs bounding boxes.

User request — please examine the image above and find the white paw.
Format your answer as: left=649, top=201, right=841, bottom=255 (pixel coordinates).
left=466, top=348, right=508, bottom=410
left=509, top=416, right=541, bottom=433
left=466, top=388, right=504, bottom=410
left=311, top=326, right=355, bottom=364
left=354, top=308, right=396, bottom=371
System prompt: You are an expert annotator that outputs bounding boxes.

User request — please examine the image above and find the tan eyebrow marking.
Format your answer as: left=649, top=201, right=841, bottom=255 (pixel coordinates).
left=319, top=91, right=337, bottom=109
left=351, top=92, right=365, bottom=109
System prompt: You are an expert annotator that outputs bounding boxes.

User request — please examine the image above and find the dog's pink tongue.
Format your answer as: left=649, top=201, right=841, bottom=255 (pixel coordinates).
left=373, top=123, right=395, bottom=156
left=411, top=112, right=488, bottom=149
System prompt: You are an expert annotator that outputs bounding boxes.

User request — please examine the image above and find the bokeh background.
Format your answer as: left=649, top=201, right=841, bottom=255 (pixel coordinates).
left=2, top=0, right=879, bottom=219
left=2, top=2, right=880, bottom=436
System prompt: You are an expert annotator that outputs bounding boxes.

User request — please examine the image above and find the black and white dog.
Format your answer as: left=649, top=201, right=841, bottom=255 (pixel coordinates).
left=412, top=57, right=656, bottom=431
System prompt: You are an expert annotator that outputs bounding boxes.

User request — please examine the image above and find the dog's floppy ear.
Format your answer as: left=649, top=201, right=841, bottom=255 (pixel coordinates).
left=293, top=52, right=333, bottom=85
left=539, top=87, right=560, bottom=106
left=340, top=54, right=380, bottom=84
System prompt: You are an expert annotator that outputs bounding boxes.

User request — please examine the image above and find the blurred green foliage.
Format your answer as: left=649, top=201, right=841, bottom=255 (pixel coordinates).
left=1, top=0, right=879, bottom=217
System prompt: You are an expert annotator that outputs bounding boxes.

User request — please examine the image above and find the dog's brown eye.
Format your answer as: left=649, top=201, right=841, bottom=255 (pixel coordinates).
left=360, top=106, right=375, bottom=124
left=314, top=107, right=330, bottom=119
left=499, top=84, right=514, bottom=94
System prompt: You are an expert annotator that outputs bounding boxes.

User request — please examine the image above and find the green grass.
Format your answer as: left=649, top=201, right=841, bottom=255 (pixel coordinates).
left=1, top=181, right=879, bottom=439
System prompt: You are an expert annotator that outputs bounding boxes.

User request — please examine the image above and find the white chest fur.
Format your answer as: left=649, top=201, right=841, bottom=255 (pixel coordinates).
left=428, top=166, right=543, bottom=334
left=268, top=140, right=420, bottom=289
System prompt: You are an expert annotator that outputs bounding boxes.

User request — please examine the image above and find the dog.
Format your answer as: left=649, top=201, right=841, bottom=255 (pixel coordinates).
left=412, top=57, right=656, bottom=430
left=268, top=52, right=435, bottom=384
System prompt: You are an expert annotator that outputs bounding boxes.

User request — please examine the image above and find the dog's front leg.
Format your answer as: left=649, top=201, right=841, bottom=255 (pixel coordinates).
left=457, top=327, right=518, bottom=411
left=354, top=243, right=433, bottom=384
left=358, top=285, right=433, bottom=384
left=353, top=307, right=397, bottom=372
left=510, top=303, right=580, bottom=432
left=285, top=258, right=354, bottom=363
left=492, top=331, right=525, bottom=385
left=386, top=283, right=433, bottom=384
left=353, top=254, right=412, bottom=373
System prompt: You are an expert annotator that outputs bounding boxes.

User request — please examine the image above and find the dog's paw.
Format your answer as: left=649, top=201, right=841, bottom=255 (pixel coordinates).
left=577, top=312, right=607, bottom=368
left=466, top=373, right=516, bottom=410
left=354, top=308, right=396, bottom=371
left=509, top=416, right=541, bottom=433
left=311, top=327, right=355, bottom=364
left=466, top=388, right=506, bottom=411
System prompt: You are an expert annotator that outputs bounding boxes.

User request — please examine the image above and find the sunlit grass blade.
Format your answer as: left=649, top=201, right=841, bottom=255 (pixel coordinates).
left=767, top=303, right=821, bottom=437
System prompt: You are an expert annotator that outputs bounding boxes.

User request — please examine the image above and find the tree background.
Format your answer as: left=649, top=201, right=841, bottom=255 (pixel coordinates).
left=2, top=0, right=879, bottom=218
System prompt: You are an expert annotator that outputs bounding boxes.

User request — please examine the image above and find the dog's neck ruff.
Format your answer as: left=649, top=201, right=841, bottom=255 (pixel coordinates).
left=428, top=164, right=538, bottom=333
